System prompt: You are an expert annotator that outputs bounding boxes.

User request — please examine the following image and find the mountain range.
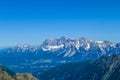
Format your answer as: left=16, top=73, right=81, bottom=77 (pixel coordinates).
left=0, top=37, right=120, bottom=73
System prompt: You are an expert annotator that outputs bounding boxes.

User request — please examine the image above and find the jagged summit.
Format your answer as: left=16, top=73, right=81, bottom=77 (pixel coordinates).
left=40, top=37, right=116, bottom=57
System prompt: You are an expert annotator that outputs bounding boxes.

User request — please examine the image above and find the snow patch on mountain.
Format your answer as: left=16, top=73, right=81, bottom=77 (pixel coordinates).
left=75, top=40, right=80, bottom=50
left=42, top=44, right=64, bottom=51
left=85, top=43, right=90, bottom=50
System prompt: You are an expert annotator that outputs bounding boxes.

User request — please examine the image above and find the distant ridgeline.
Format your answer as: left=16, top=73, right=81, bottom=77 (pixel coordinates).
left=0, top=37, right=120, bottom=73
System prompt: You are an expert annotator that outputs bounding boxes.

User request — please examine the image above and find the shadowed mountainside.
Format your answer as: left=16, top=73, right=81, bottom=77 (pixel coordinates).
left=35, top=55, right=120, bottom=80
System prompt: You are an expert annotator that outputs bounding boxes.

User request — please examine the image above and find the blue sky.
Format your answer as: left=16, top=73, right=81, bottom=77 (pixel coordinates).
left=0, top=0, right=120, bottom=46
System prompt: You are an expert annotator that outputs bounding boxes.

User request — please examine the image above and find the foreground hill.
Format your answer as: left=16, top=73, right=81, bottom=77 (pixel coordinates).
left=0, top=64, right=15, bottom=80
left=36, top=55, right=120, bottom=80
left=0, top=64, right=37, bottom=80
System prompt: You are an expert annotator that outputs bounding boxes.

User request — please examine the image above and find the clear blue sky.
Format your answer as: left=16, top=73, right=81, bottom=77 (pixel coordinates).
left=0, top=0, right=120, bottom=46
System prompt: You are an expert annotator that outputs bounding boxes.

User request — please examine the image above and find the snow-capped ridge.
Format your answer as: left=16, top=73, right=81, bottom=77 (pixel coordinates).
left=5, top=37, right=119, bottom=57
left=40, top=37, right=117, bottom=57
